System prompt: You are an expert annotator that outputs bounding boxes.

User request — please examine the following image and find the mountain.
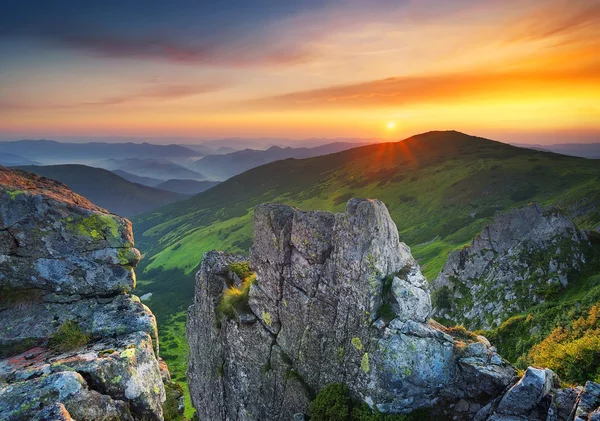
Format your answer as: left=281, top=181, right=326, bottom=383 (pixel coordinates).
left=191, top=142, right=368, bottom=180
left=514, top=142, right=600, bottom=158
left=98, top=157, right=208, bottom=181
left=131, top=130, right=600, bottom=385
left=0, top=139, right=199, bottom=164
left=155, top=179, right=220, bottom=195
left=0, top=152, right=40, bottom=166
left=16, top=164, right=188, bottom=216
left=111, top=169, right=164, bottom=187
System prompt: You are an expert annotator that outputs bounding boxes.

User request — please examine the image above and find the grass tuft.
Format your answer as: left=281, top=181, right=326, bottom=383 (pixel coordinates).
left=216, top=263, right=257, bottom=321
left=48, top=320, right=91, bottom=352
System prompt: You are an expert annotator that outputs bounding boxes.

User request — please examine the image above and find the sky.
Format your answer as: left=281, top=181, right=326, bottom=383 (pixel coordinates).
left=0, top=0, right=599, bottom=144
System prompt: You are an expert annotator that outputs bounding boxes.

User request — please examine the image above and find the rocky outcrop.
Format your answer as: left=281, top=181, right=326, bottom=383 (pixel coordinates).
left=187, top=199, right=515, bottom=420
left=474, top=367, right=600, bottom=421
left=0, top=167, right=181, bottom=420
left=432, top=203, right=589, bottom=329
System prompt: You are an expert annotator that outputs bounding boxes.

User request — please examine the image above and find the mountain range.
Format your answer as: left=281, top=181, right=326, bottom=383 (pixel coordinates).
left=16, top=164, right=188, bottom=216
left=0, top=140, right=201, bottom=164
left=98, top=158, right=208, bottom=181
left=191, top=142, right=369, bottom=180
left=515, top=142, right=600, bottom=158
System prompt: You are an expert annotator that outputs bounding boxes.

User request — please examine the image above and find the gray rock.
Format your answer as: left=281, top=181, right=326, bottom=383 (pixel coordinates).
left=187, top=199, right=514, bottom=420
left=573, top=381, right=600, bottom=420
left=496, top=367, right=555, bottom=416
left=432, top=203, right=589, bottom=329
left=0, top=167, right=178, bottom=421
left=0, top=371, right=133, bottom=421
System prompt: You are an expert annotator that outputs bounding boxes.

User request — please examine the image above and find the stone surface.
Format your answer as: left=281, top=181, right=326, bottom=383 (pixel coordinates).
left=187, top=199, right=514, bottom=420
left=0, top=166, right=179, bottom=421
left=432, top=203, right=589, bottom=329
left=0, top=166, right=139, bottom=296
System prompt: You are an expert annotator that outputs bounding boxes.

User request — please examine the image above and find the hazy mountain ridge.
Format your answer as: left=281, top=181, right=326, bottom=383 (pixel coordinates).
left=155, top=179, right=220, bottom=195
left=16, top=164, right=188, bottom=216
left=0, top=139, right=200, bottom=163
left=514, top=142, right=600, bottom=158
left=192, top=141, right=369, bottom=180
left=98, top=157, right=209, bottom=182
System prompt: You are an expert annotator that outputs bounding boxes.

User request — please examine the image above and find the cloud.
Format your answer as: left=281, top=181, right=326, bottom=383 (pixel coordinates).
left=507, top=0, right=600, bottom=43
left=54, top=33, right=314, bottom=67
left=0, top=83, right=226, bottom=110
left=251, top=66, right=600, bottom=110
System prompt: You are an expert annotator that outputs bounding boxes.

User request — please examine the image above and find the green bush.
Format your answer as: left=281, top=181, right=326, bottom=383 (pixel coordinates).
left=309, top=383, right=428, bottom=421
left=309, top=383, right=350, bottom=421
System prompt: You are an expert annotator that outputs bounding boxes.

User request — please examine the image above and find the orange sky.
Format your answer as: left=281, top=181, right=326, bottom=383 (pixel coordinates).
left=0, top=0, right=599, bottom=143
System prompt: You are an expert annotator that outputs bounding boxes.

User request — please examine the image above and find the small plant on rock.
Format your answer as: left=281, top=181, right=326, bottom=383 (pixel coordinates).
left=49, top=320, right=91, bottom=352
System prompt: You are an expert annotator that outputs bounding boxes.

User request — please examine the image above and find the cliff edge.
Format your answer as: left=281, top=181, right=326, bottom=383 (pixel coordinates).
left=0, top=167, right=182, bottom=421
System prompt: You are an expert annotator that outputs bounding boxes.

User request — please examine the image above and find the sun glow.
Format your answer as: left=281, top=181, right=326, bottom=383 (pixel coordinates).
left=387, top=121, right=396, bottom=130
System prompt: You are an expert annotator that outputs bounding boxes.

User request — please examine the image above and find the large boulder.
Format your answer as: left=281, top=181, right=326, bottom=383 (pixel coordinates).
left=187, top=199, right=514, bottom=420
left=432, top=203, right=589, bottom=329
left=0, top=167, right=179, bottom=421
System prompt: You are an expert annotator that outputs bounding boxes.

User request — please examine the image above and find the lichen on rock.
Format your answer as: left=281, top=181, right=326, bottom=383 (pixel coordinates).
left=0, top=166, right=180, bottom=421
left=187, top=198, right=514, bottom=420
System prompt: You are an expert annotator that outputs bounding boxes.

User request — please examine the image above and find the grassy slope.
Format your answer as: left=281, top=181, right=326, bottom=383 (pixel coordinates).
left=131, top=131, right=600, bottom=412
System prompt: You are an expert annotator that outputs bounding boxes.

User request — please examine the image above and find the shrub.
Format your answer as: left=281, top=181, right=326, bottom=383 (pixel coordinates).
left=431, top=286, right=451, bottom=310
left=526, top=305, right=600, bottom=385
left=444, top=325, right=478, bottom=342
left=163, top=381, right=185, bottom=421
left=309, top=383, right=351, bottom=421
left=48, top=320, right=91, bottom=352
left=309, top=383, right=428, bottom=421
left=228, top=261, right=253, bottom=280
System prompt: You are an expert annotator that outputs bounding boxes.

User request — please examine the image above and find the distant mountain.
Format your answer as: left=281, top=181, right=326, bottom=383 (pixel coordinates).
left=16, top=164, right=187, bottom=217
left=0, top=140, right=199, bottom=164
left=198, top=137, right=377, bottom=150
left=514, top=142, right=600, bottom=159
left=112, top=169, right=164, bottom=187
left=155, top=179, right=220, bottom=195
left=0, top=152, right=40, bottom=166
left=176, top=144, right=216, bottom=156
left=191, top=142, right=368, bottom=180
left=99, top=158, right=208, bottom=181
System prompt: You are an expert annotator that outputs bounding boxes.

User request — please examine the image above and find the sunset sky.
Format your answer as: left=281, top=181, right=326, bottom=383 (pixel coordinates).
left=1, top=0, right=599, bottom=143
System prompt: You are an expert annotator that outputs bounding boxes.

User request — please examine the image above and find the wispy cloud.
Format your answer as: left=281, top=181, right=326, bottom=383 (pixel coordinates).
left=251, top=66, right=600, bottom=110
left=54, top=34, right=315, bottom=67
left=507, top=0, right=600, bottom=43
left=0, top=83, right=226, bottom=110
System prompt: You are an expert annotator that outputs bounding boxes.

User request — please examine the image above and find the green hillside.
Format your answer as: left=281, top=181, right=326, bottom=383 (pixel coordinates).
left=131, top=131, right=600, bottom=410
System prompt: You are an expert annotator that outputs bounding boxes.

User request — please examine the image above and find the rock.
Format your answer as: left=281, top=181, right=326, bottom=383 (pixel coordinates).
left=0, top=371, right=133, bottom=421
left=432, top=203, right=589, bottom=329
left=573, top=381, right=600, bottom=420
left=495, top=367, right=555, bottom=416
left=0, top=167, right=180, bottom=421
left=0, top=167, right=139, bottom=296
left=187, top=199, right=514, bottom=420
left=29, top=403, right=74, bottom=421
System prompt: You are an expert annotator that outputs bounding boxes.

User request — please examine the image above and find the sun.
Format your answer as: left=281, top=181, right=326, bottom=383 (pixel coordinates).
left=387, top=121, right=395, bottom=129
